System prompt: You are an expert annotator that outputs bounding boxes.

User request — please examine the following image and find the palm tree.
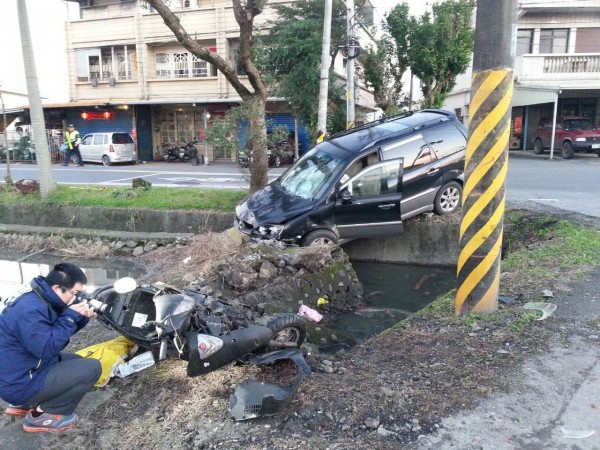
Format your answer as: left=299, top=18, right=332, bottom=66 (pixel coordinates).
left=17, top=0, right=57, bottom=198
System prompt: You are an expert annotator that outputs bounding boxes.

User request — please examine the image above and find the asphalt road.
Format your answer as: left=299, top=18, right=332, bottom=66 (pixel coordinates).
left=1, top=151, right=599, bottom=217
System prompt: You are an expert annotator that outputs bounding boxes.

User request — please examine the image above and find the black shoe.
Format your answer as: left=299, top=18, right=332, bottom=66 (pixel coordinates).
left=61, top=164, right=68, bottom=166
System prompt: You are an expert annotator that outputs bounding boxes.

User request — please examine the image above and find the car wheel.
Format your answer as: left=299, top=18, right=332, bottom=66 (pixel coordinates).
left=434, top=181, right=462, bottom=215
left=561, top=141, right=574, bottom=159
left=301, top=229, right=338, bottom=247
left=102, top=155, right=111, bottom=166
left=71, top=154, right=81, bottom=165
left=533, top=138, right=544, bottom=154
left=264, top=314, right=306, bottom=351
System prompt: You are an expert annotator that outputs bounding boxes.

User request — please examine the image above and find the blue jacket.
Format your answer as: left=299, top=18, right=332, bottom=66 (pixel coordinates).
left=0, top=276, right=89, bottom=405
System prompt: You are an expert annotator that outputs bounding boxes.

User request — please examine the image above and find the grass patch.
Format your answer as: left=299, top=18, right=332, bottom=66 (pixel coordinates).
left=0, top=184, right=247, bottom=212
left=502, top=220, right=600, bottom=276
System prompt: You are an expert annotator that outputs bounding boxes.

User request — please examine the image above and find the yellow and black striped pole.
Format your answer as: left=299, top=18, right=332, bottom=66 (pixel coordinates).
left=456, top=0, right=517, bottom=315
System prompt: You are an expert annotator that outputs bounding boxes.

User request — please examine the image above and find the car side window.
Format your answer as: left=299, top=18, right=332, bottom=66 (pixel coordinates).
left=93, top=134, right=104, bottom=145
left=382, top=134, right=431, bottom=171
left=104, top=135, right=109, bottom=144
left=348, top=160, right=401, bottom=198
left=82, top=135, right=93, bottom=145
left=423, top=125, right=467, bottom=160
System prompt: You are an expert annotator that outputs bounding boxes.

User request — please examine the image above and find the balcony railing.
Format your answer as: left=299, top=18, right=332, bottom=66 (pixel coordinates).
left=516, top=53, right=600, bottom=85
left=543, top=55, right=600, bottom=73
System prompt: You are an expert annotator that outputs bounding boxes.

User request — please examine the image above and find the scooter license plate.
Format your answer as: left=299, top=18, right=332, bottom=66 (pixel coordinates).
left=592, top=144, right=600, bottom=149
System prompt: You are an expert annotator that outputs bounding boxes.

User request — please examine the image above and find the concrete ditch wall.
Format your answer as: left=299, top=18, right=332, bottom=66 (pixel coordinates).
left=341, top=220, right=460, bottom=267
left=0, top=204, right=233, bottom=234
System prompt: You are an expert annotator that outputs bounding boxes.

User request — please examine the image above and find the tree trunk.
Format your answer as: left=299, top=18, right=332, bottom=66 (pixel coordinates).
left=248, top=97, right=268, bottom=192
left=17, top=0, right=57, bottom=198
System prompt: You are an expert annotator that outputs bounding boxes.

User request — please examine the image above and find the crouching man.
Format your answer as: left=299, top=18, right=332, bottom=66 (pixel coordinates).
left=0, top=263, right=101, bottom=432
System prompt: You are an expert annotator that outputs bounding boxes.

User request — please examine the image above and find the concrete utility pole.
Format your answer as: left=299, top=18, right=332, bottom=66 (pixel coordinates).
left=316, top=0, right=333, bottom=143
left=17, top=0, right=57, bottom=197
left=455, top=0, right=517, bottom=315
left=346, top=0, right=355, bottom=130
left=0, top=85, right=13, bottom=184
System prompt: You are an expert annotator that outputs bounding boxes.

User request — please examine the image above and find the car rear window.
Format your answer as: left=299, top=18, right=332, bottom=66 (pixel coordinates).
left=112, top=133, right=133, bottom=144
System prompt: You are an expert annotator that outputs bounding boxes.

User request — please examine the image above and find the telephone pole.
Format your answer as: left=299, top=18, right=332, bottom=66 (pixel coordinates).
left=346, top=0, right=355, bottom=130
left=316, top=0, right=333, bottom=143
left=456, top=0, right=517, bottom=315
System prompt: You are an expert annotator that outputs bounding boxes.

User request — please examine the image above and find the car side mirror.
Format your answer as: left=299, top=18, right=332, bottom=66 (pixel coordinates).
left=339, top=188, right=352, bottom=203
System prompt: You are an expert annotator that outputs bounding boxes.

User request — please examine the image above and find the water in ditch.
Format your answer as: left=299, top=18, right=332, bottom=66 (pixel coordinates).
left=331, top=261, right=456, bottom=346
left=0, top=251, right=455, bottom=348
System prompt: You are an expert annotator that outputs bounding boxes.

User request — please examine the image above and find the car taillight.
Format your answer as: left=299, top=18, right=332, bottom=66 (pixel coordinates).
left=109, top=144, right=115, bottom=152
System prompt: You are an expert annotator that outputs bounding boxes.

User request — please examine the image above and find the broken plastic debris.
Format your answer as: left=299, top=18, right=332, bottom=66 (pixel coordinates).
left=182, top=256, right=192, bottom=264
left=316, top=297, right=329, bottom=307
left=298, top=305, right=323, bottom=323
left=498, top=294, right=519, bottom=305
left=523, top=302, right=557, bottom=321
left=561, top=428, right=596, bottom=439
left=115, top=351, right=155, bottom=378
left=542, top=289, right=554, bottom=298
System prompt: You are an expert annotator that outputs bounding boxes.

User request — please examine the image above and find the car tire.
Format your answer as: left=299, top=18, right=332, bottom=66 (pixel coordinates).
left=561, top=141, right=574, bottom=159
left=533, top=138, right=544, bottom=154
left=434, top=181, right=462, bottom=215
left=102, top=155, right=111, bottom=166
left=301, top=229, right=338, bottom=247
left=71, top=154, right=81, bottom=165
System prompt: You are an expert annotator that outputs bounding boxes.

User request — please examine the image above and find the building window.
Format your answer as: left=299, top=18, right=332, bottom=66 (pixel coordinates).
left=75, top=46, right=136, bottom=82
left=539, top=29, right=569, bottom=54
left=154, top=51, right=216, bottom=79
left=516, top=29, right=533, bottom=56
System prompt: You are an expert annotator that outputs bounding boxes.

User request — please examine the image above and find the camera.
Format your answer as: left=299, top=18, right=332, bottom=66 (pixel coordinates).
left=73, top=293, right=108, bottom=315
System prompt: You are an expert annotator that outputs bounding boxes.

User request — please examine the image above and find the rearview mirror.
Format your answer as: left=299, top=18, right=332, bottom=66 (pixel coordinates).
left=113, top=277, right=137, bottom=294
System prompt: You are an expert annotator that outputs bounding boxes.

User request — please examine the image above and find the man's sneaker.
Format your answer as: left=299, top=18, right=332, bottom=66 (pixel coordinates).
left=4, top=404, right=34, bottom=418
left=22, top=411, right=79, bottom=433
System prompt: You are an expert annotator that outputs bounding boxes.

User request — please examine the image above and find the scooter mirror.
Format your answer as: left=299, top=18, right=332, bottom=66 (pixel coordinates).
left=113, top=277, right=137, bottom=294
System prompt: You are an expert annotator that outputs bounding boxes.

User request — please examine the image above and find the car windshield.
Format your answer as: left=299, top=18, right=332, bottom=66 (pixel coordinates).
left=564, top=119, right=594, bottom=131
left=112, top=133, right=133, bottom=144
left=278, top=149, right=346, bottom=199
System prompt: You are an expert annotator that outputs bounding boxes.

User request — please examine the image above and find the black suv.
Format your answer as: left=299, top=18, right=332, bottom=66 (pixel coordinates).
left=235, top=109, right=467, bottom=246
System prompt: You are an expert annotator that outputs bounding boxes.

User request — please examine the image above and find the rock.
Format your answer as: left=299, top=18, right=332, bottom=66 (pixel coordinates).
left=182, top=272, right=196, bottom=282
left=126, top=240, right=138, bottom=248
left=259, top=261, right=278, bottom=279
left=144, top=240, right=158, bottom=252
left=322, top=360, right=333, bottom=366
left=276, top=259, right=286, bottom=268
left=132, top=246, right=145, bottom=256
left=365, top=417, right=380, bottom=429
left=377, top=425, right=397, bottom=437
left=322, top=365, right=334, bottom=374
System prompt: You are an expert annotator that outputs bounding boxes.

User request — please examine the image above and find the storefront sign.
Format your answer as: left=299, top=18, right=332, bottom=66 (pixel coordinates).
left=81, top=111, right=112, bottom=120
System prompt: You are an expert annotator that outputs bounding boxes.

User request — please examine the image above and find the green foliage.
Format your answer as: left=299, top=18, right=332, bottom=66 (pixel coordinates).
left=259, top=0, right=349, bottom=139
left=205, top=114, right=240, bottom=158
left=408, top=0, right=475, bottom=108
left=367, top=0, right=474, bottom=110
left=0, top=185, right=246, bottom=212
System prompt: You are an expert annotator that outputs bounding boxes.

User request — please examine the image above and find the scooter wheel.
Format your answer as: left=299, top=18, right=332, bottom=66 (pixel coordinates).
left=265, top=313, right=306, bottom=350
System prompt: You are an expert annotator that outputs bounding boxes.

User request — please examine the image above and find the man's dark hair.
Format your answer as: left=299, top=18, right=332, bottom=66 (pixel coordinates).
left=45, top=263, right=87, bottom=289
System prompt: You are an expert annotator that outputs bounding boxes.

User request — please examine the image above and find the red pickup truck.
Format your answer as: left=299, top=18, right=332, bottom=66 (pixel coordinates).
left=531, top=117, right=600, bottom=159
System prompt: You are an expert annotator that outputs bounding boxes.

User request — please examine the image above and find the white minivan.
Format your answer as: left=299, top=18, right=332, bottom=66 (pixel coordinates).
left=77, top=132, right=137, bottom=166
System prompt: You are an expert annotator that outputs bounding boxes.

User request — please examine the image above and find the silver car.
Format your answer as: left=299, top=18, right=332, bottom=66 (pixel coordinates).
left=78, top=132, right=137, bottom=166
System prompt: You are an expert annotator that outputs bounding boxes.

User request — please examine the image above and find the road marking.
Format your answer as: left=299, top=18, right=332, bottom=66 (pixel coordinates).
left=530, top=198, right=559, bottom=202
left=99, top=173, right=171, bottom=184
left=157, top=177, right=240, bottom=183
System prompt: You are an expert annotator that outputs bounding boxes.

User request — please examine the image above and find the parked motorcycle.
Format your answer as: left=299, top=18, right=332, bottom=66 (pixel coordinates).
left=80, top=278, right=307, bottom=378
left=163, top=141, right=198, bottom=162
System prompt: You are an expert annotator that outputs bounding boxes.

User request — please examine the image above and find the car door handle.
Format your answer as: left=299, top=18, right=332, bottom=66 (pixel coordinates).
left=427, top=168, right=440, bottom=175
left=378, top=203, right=396, bottom=210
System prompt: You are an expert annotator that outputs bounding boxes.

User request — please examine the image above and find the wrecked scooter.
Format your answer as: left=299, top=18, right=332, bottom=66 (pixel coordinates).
left=79, top=278, right=310, bottom=419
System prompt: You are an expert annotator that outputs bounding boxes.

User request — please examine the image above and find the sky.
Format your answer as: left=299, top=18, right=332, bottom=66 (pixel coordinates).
left=0, top=0, right=433, bottom=107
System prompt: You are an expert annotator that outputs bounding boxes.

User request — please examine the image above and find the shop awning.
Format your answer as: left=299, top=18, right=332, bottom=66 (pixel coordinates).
left=0, top=108, right=25, bottom=132
left=512, top=85, right=561, bottom=107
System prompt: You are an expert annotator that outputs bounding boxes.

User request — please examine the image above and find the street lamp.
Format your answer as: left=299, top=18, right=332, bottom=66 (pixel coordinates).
left=203, top=111, right=210, bottom=165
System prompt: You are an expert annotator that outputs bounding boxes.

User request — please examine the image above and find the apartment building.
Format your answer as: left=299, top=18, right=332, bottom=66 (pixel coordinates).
left=41, top=0, right=376, bottom=162
left=443, top=0, right=600, bottom=151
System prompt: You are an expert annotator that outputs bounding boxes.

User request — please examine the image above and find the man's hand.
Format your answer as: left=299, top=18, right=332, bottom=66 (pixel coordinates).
left=69, top=302, right=98, bottom=319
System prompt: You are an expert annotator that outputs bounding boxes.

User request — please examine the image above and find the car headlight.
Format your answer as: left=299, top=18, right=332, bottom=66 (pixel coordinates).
left=257, top=224, right=284, bottom=238
left=575, top=137, right=586, bottom=142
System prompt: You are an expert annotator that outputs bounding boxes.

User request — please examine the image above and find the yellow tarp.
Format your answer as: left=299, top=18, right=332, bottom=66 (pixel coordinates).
left=76, top=336, right=137, bottom=387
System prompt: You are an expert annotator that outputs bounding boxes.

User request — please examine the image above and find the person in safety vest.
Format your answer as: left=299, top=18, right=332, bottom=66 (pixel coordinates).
left=0, top=263, right=101, bottom=432
left=62, top=124, right=84, bottom=167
